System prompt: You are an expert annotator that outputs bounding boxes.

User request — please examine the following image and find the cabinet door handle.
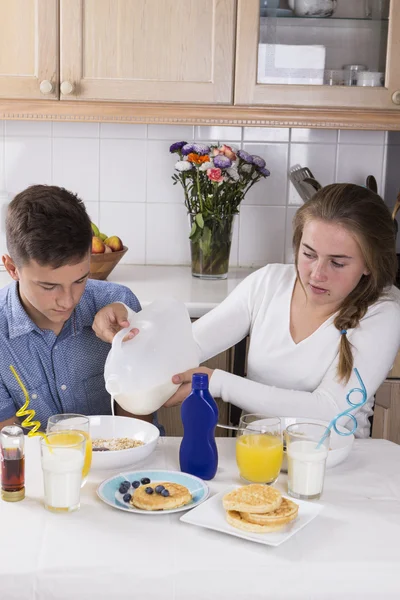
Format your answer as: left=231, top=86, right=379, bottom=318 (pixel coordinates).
left=39, top=80, right=53, bottom=95
left=60, top=81, right=74, bottom=95
left=392, top=91, right=400, bottom=106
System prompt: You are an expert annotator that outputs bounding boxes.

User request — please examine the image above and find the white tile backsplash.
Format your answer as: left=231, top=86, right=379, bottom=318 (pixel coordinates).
left=289, top=143, right=336, bottom=205
left=53, top=138, right=99, bottom=203
left=147, top=125, right=194, bottom=141
left=338, top=130, right=386, bottom=145
left=285, top=206, right=299, bottom=263
left=5, top=137, right=52, bottom=196
left=5, top=120, right=52, bottom=137
left=243, top=127, right=289, bottom=142
left=84, top=201, right=100, bottom=225
left=0, top=119, right=391, bottom=266
left=146, top=203, right=190, bottom=265
left=100, top=139, right=146, bottom=203
left=100, top=123, right=147, bottom=139
left=146, top=140, right=183, bottom=204
left=195, top=126, right=242, bottom=142
left=336, top=143, right=384, bottom=193
left=53, top=122, right=100, bottom=138
left=243, top=143, right=288, bottom=206
left=239, top=206, right=286, bottom=266
left=99, top=202, right=146, bottom=264
left=291, top=128, right=337, bottom=144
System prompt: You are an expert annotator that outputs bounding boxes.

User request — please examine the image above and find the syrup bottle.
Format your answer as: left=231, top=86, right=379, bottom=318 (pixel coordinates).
left=0, top=425, right=25, bottom=502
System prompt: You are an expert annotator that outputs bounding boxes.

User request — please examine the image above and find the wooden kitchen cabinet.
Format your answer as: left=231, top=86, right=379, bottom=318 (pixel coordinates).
left=0, top=0, right=58, bottom=100
left=372, top=379, right=400, bottom=444
left=235, top=0, right=400, bottom=113
left=59, top=0, right=236, bottom=103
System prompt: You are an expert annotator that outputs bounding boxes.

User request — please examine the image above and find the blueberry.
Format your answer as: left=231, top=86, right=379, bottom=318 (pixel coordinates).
left=123, top=493, right=132, bottom=502
left=141, top=477, right=151, bottom=485
left=155, top=485, right=165, bottom=494
left=122, top=480, right=130, bottom=487
left=145, top=486, right=154, bottom=494
left=161, top=489, right=170, bottom=497
left=119, top=483, right=130, bottom=494
left=132, top=480, right=141, bottom=489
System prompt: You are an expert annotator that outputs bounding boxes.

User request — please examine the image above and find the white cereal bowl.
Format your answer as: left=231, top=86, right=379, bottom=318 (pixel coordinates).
left=280, top=417, right=354, bottom=471
left=89, top=415, right=159, bottom=471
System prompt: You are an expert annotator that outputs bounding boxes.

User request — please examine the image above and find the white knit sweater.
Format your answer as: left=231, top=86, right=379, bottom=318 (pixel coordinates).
left=193, top=264, right=400, bottom=438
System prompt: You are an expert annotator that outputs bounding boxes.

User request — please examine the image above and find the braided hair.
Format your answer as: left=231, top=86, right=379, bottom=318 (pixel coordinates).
left=292, top=183, right=397, bottom=383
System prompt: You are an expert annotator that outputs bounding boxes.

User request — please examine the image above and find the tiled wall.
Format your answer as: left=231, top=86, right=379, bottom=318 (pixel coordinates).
left=0, top=120, right=391, bottom=266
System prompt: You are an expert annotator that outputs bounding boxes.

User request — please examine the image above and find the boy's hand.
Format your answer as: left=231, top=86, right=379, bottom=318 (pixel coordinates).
left=163, top=367, right=214, bottom=408
left=92, top=303, right=139, bottom=344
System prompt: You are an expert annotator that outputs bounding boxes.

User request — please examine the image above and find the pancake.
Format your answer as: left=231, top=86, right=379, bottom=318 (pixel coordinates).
left=222, top=484, right=282, bottom=514
left=240, top=497, right=299, bottom=526
left=130, top=481, right=192, bottom=511
left=226, top=510, right=289, bottom=533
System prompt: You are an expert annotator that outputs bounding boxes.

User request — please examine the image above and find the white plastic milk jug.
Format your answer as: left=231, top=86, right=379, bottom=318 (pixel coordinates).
left=104, top=298, right=200, bottom=415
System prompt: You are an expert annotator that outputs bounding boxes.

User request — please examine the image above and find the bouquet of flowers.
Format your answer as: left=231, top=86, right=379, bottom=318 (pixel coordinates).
left=170, top=141, right=270, bottom=278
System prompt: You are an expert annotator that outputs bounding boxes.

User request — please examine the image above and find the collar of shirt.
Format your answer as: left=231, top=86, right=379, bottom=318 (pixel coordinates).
left=7, top=281, right=94, bottom=341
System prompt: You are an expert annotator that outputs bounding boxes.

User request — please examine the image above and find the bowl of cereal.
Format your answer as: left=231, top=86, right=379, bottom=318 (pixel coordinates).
left=89, top=415, right=159, bottom=471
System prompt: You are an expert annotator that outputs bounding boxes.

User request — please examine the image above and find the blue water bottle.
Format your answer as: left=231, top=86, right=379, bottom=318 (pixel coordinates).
left=179, top=373, right=218, bottom=480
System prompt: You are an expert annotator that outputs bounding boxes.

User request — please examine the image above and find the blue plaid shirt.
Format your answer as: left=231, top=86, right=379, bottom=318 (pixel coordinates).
left=0, top=279, right=141, bottom=428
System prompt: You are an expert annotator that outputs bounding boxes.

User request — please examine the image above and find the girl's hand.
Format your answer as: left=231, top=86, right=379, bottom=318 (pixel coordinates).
left=164, top=367, right=214, bottom=408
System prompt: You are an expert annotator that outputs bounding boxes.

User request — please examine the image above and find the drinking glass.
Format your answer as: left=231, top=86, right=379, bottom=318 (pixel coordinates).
left=41, top=431, right=86, bottom=513
left=236, top=415, right=283, bottom=484
left=47, top=414, right=92, bottom=486
left=286, top=422, right=330, bottom=500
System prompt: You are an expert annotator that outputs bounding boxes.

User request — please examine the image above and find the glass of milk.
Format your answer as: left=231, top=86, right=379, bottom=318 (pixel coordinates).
left=285, top=423, right=330, bottom=500
left=41, top=432, right=86, bottom=513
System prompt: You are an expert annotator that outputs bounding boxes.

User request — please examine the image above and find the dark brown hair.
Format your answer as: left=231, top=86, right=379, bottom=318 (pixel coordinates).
left=6, top=185, right=92, bottom=268
left=293, top=183, right=397, bottom=383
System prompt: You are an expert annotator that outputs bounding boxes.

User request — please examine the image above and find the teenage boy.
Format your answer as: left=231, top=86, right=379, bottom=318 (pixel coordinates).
left=0, top=185, right=143, bottom=430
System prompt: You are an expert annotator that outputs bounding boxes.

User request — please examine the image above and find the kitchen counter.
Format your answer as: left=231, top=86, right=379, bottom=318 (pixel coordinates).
left=0, top=264, right=256, bottom=318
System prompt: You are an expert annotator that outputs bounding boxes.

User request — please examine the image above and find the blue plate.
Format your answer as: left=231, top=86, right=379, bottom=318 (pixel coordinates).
left=97, top=469, right=209, bottom=515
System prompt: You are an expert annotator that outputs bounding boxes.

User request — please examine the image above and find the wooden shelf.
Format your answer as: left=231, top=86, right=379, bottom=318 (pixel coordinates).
left=1, top=99, right=400, bottom=130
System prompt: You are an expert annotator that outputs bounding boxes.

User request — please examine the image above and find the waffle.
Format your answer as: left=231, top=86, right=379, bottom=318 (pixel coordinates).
left=130, top=482, right=192, bottom=511
left=226, top=510, right=290, bottom=533
left=222, top=484, right=282, bottom=514
left=240, top=497, right=298, bottom=526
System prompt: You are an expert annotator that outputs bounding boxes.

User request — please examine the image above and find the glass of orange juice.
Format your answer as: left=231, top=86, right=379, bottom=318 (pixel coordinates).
left=46, top=414, right=92, bottom=487
left=236, top=414, right=283, bottom=485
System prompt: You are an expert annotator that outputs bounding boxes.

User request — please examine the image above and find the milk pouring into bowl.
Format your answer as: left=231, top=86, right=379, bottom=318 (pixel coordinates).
left=104, top=298, right=200, bottom=415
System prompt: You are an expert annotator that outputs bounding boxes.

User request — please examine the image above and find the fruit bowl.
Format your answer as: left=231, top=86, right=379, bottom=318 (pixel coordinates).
left=89, top=246, right=128, bottom=280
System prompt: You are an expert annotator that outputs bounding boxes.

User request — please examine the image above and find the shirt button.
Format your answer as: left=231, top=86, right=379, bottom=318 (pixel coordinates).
left=54, top=345, right=58, bottom=350
left=61, top=384, right=67, bottom=391
left=31, top=393, right=38, bottom=400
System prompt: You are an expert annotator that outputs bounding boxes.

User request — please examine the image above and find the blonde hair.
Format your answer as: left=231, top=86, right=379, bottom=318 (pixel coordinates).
left=293, top=183, right=397, bottom=383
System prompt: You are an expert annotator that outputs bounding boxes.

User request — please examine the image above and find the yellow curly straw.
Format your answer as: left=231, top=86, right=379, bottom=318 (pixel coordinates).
left=10, top=365, right=49, bottom=442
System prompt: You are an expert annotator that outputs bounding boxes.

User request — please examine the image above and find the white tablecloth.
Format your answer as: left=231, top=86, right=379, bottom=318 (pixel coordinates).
left=1, top=437, right=400, bottom=600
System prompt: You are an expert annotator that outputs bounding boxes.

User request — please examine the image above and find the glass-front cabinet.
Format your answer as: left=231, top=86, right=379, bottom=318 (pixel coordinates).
left=235, top=0, right=400, bottom=110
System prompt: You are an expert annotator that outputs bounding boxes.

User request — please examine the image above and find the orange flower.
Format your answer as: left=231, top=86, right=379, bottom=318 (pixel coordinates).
left=187, top=153, right=210, bottom=165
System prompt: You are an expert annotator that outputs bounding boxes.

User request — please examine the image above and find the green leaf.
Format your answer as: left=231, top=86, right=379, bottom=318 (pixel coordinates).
left=189, top=222, right=197, bottom=239
left=195, top=213, right=204, bottom=229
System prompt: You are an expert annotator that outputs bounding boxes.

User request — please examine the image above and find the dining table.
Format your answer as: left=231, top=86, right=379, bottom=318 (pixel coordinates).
left=1, top=436, right=400, bottom=600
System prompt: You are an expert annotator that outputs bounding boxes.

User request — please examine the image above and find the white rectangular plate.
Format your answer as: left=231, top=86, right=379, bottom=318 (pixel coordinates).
left=180, top=486, right=323, bottom=547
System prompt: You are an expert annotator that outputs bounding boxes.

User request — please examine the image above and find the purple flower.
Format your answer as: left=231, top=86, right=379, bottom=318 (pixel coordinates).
left=181, top=143, right=195, bottom=155
left=237, top=150, right=253, bottom=163
left=252, top=155, right=266, bottom=169
left=169, top=141, right=187, bottom=153
left=259, top=167, right=270, bottom=177
left=193, top=143, right=211, bottom=156
left=213, top=154, right=232, bottom=169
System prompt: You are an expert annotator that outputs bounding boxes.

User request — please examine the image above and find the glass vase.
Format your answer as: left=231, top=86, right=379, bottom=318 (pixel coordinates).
left=189, top=213, right=235, bottom=280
